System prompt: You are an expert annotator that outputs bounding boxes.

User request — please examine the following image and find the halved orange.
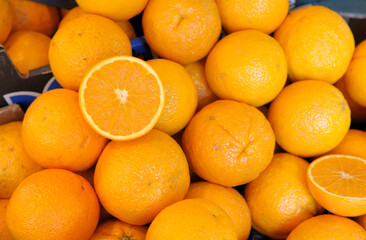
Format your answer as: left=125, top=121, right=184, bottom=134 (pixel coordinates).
left=307, top=154, right=366, bottom=217
left=79, top=56, right=165, bottom=141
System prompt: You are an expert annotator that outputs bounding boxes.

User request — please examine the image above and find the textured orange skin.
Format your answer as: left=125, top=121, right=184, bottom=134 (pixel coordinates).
left=0, top=0, right=13, bottom=44
left=49, top=14, right=132, bottom=91
left=142, top=0, right=222, bottom=65
left=90, top=220, right=147, bottom=240
left=274, top=6, right=354, bottom=84
left=6, top=169, right=100, bottom=240
left=182, top=100, right=275, bottom=187
left=326, top=129, right=366, bottom=159
left=216, top=0, right=288, bottom=34
left=185, top=181, right=251, bottom=240
left=205, top=30, right=287, bottom=107
left=94, top=129, right=190, bottom=225
left=245, top=153, right=322, bottom=239
left=0, top=121, right=42, bottom=198
left=148, top=59, right=197, bottom=135
left=9, top=0, right=59, bottom=36
left=22, top=89, right=108, bottom=172
left=0, top=199, right=13, bottom=240
left=4, top=30, right=50, bottom=75
left=268, top=80, right=351, bottom=157
left=287, top=215, right=366, bottom=240
left=146, top=199, right=237, bottom=240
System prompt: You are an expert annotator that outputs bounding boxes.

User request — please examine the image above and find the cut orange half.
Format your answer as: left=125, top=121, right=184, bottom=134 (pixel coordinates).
left=307, top=154, right=366, bottom=217
left=79, top=56, right=165, bottom=141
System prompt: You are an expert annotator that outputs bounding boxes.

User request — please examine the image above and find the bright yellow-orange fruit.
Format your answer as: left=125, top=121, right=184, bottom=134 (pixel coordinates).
left=268, top=80, right=350, bottom=157
left=146, top=199, right=237, bottom=240
left=49, top=14, right=132, bottom=91
left=0, top=199, right=13, bottom=240
left=245, top=153, right=323, bottom=239
left=90, top=220, right=148, bottom=240
left=182, top=100, right=275, bottom=187
left=205, top=30, right=287, bottom=107
left=274, top=6, right=355, bottom=84
left=142, top=0, right=222, bottom=65
left=6, top=169, right=100, bottom=240
left=0, top=0, right=13, bottom=44
left=287, top=214, right=366, bottom=240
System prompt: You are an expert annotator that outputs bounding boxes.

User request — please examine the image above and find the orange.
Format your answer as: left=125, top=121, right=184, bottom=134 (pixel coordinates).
left=344, top=40, right=366, bottom=107
left=215, top=0, right=288, bottom=34
left=59, top=8, right=69, bottom=18
left=0, top=0, right=13, bottom=44
left=307, top=154, right=366, bottom=217
left=0, top=121, right=42, bottom=198
left=245, top=153, right=323, bottom=239
left=0, top=199, right=13, bottom=240
left=142, top=0, right=222, bottom=65
left=116, top=20, right=137, bottom=40
left=268, top=80, right=350, bottom=157
left=6, top=169, right=100, bottom=240
left=205, top=30, right=287, bottom=107
left=49, top=14, right=132, bottom=91
left=184, top=60, right=218, bottom=110
left=356, top=215, right=366, bottom=230
left=287, top=214, right=366, bottom=240
left=90, top=220, right=148, bottom=240
left=4, top=30, right=50, bottom=75
left=185, top=181, right=251, bottom=240
left=274, top=6, right=354, bottom=84
left=9, top=0, right=59, bottom=36
left=182, top=100, right=275, bottom=187
left=79, top=56, right=165, bottom=141
left=22, top=89, right=108, bottom=172
left=146, top=198, right=237, bottom=240
left=75, top=0, right=148, bottom=21
left=147, top=59, right=197, bottom=135
left=94, top=129, right=190, bottom=225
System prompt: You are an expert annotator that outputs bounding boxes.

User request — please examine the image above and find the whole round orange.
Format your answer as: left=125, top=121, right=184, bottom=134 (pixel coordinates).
left=22, top=89, right=108, bottom=172
left=268, top=80, right=351, bottom=157
left=147, top=59, right=197, bottom=135
left=0, top=0, right=13, bottom=44
left=274, top=6, right=355, bottom=84
left=142, top=0, right=222, bottom=65
left=0, top=199, right=13, bottom=240
left=6, top=169, right=100, bottom=240
left=205, top=30, right=287, bottom=107
left=245, top=153, right=323, bottom=239
left=185, top=181, right=251, bottom=240
left=49, top=14, right=132, bottom=91
left=146, top=198, right=237, bottom=240
left=287, top=214, right=366, bottom=240
left=90, top=220, right=148, bottom=240
left=4, top=30, right=50, bottom=75
left=182, top=100, right=275, bottom=187
left=94, top=129, right=190, bottom=225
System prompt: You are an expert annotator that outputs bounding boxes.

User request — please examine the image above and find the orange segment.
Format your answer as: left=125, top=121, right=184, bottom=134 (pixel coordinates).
left=307, top=154, right=366, bottom=217
left=79, top=56, right=165, bottom=141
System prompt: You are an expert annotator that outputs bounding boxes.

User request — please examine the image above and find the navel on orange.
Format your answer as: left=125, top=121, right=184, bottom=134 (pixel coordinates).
left=79, top=56, right=165, bottom=141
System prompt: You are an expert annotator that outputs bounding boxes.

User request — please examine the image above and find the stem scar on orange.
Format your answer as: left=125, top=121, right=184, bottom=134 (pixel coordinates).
left=79, top=56, right=165, bottom=141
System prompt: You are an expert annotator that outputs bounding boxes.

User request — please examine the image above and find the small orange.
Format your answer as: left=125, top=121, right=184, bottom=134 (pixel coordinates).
left=90, top=220, right=148, bottom=240
left=245, top=153, right=323, bottom=239
left=59, top=8, right=69, bottom=18
left=9, top=0, right=59, bottom=36
left=4, top=30, right=50, bottom=75
left=185, top=181, right=251, bottom=240
left=287, top=214, right=366, bottom=240
left=307, top=155, right=366, bottom=217
left=142, top=0, right=222, bottom=64
left=94, top=129, right=190, bottom=225
left=184, top=60, right=218, bottom=110
left=205, top=30, right=287, bottom=107
left=268, top=80, right=350, bottom=157
left=79, top=56, right=165, bottom=141
left=49, top=14, right=132, bottom=91
left=148, top=58, right=197, bottom=135
left=0, top=0, right=13, bottom=44
left=182, top=100, right=275, bottom=187
left=146, top=198, right=237, bottom=240
left=356, top=215, right=366, bottom=230
left=274, top=6, right=355, bottom=84
left=0, top=199, right=13, bottom=240
left=6, top=169, right=100, bottom=240
left=22, top=89, right=108, bottom=172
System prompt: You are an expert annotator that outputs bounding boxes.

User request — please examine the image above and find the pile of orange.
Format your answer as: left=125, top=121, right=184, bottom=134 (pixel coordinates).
left=1, top=0, right=366, bottom=240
